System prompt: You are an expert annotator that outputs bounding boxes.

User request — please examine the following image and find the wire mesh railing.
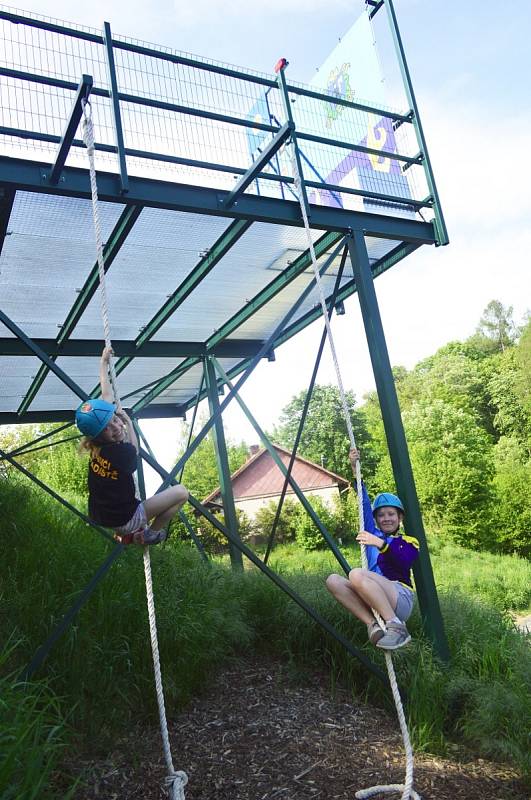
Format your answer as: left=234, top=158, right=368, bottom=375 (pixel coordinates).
left=0, top=4, right=430, bottom=215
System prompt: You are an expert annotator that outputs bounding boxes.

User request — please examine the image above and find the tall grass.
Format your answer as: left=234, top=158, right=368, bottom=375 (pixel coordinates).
left=1, top=474, right=530, bottom=797
left=0, top=638, right=77, bottom=800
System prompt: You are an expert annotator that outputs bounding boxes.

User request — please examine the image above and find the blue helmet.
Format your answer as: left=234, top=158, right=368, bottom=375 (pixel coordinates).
left=75, top=398, right=115, bottom=438
left=372, top=492, right=404, bottom=514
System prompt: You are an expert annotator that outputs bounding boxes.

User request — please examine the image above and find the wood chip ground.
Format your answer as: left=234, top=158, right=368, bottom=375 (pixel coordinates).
left=74, top=656, right=527, bottom=799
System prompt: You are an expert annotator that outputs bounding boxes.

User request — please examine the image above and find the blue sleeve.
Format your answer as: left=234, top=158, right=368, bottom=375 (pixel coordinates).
left=360, top=482, right=377, bottom=533
left=358, top=482, right=384, bottom=574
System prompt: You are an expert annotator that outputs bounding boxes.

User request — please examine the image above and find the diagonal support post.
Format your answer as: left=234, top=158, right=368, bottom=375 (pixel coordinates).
left=187, top=493, right=390, bottom=687
left=141, top=240, right=346, bottom=488
left=132, top=438, right=391, bottom=689
left=212, top=358, right=351, bottom=576
left=264, top=245, right=349, bottom=563
left=49, top=74, right=93, bottom=185
left=223, top=120, right=294, bottom=208
left=0, top=309, right=88, bottom=403
left=20, top=543, right=124, bottom=681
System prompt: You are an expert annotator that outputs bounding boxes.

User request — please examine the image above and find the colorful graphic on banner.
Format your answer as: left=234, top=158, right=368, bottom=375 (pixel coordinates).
left=245, top=10, right=415, bottom=213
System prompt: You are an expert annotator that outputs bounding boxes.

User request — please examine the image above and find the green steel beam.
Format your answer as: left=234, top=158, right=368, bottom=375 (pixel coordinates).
left=275, top=61, right=311, bottom=220
left=0, top=157, right=438, bottom=243
left=204, top=356, right=243, bottom=570
left=102, top=22, right=128, bottom=193
left=177, top=510, right=210, bottom=564
left=0, top=185, right=15, bottom=258
left=212, top=358, right=351, bottom=575
left=136, top=219, right=252, bottom=348
left=0, top=309, right=88, bottom=404
left=20, top=542, right=123, bottom=680
left=206, top=231, right=342, bottom=350
left=133, top=240, right=345, bottom=490
left=17, top=204, right=142, bottom=416
left=130, top=234, right=344, bottom=411
left=109, top=219, right=252, bottom=382
left=347, top=229, right=449, bottom=661
left=0, top=447, right=114, bottom=543
left=0, top=404, right=186, bottom=426
left=223, top=121, right=294, bottom=208
left=186, top=494, right=390, bottom=689
left=297, top=130, right=419, bottom=166
left=284, top=81, right=408, bottom=123
left=270, top=241, right=420, bottom=350
left=128, top=432, right=390, bottom=686
left=0, top=338, right=267, bottom=358
left=263, top=246, right=347, bottom=563
left=145, top=241, right=418, bottom=419
left=384, top=0, right=448, bottom=245
left=5, top=422, right=74, bottom=457
left=49, top=74, right=93, bottom=185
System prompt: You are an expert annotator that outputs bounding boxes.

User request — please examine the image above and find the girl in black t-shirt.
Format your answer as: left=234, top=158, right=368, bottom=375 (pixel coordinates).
left=76, top=347, right=188, bottom=545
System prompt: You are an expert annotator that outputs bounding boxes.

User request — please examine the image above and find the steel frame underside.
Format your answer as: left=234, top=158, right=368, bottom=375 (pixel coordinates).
left=0, top=0, right=449, bottom=686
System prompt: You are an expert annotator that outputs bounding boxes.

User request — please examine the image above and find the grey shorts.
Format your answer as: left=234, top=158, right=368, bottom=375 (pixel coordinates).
left=114, top=502, right=147, bottom=534
left=394, top=582, right=415, bottom=622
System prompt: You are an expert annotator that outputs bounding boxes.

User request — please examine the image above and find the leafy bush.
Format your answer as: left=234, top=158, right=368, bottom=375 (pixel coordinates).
left=492, top=436, right=531, bottom=557
left=294, top=494, right=337, bottom=550
left=252, top=497, right=299, bottom=544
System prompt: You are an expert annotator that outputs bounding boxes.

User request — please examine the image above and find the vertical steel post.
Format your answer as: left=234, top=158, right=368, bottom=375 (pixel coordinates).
left=102, top=21, right=129, bottom=193
left=383, top=0, right=448, bottom=245
left=347, top=229, right=449, bottom=661
left=203, top=356, right=243, bottom=570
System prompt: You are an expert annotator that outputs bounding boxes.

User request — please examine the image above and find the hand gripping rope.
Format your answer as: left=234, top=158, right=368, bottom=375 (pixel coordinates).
left=82, top=100, right=188, bottom=800
left=287, top=138, right=421, bottom=800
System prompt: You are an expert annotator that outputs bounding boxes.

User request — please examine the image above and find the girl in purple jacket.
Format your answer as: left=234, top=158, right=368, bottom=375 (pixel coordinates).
left=326, top=448, right=419, bottom=650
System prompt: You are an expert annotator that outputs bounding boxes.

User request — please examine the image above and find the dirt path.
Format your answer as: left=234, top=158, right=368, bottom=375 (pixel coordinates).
left=75, top=656, right=527, bottom=799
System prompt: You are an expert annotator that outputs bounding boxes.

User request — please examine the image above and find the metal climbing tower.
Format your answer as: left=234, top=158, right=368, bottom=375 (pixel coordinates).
left=0, top=0, right=449, bottom=689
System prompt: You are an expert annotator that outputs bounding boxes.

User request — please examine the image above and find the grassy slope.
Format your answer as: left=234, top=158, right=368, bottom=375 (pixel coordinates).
left=1, top=476, right=530, bottom=796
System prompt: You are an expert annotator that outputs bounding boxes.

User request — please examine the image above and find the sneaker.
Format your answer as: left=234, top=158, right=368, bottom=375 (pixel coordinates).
left=376, top=621, right=411, bottom=650
left=132, top=527, right=168, bottom=546
left=367, top=621, right=385, bottom=646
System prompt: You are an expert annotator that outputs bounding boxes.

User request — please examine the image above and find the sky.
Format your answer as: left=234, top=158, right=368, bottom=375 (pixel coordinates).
left=5, top=0, right=530, bottom=488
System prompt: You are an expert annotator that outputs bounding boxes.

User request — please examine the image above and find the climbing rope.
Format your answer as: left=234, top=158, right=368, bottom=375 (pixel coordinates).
left=81, top=99, right=188, bottom=800
left=286, top=135, right=420, bottom=800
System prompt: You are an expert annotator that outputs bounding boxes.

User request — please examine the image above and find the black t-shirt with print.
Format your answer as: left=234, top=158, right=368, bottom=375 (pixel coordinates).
left=88, top=442, right=140, bottom=527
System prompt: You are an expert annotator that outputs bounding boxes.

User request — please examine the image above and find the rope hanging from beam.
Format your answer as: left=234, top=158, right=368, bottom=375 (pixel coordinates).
left=81, top=98, right=188, bottom=800
left=285, top=100, right=420, bottom=800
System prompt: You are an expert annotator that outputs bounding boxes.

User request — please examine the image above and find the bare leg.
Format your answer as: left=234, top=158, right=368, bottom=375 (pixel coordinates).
left=351, top=570, right=399, bottom=618
left=326, top=569, right=399, bottom=625
left=143, top=485, right=188, bottom=532
left=348, top=569, right=398, bottom=621
left=326, top=573, right=375, bottom=625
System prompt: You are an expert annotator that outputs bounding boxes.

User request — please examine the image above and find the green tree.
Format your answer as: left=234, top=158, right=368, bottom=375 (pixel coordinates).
left=467, top=299, right=517, bottom=355
left=403, top=401, right=495, bottom=547
left=272, top=384, right=375, bottom=483
left=487, top=343, right=531, bottom=453
left=0, top=423, right=86, bottom=497
left=492, top=436, right=531, bottom=557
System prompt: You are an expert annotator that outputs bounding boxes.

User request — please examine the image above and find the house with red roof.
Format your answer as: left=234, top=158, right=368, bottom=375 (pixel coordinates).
left=202, top=444, right=350, bottom=519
